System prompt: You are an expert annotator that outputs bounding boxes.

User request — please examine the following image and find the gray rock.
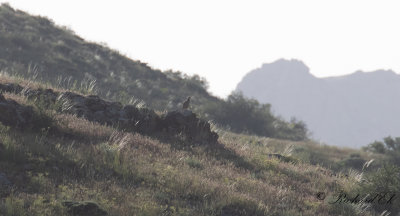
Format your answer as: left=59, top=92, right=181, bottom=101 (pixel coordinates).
left=57, top=92, right=124, bottom=125
left=0, top=83, right=23, bottom=94
left=23, top=164, right=33, bottom=171
left=24, top=88, right=58, bottom=105
left=0, top=142, right=4, bottom=153
left=0, top=172, right=11, bottom=186
left=161, top=110, right=218, bottom=144
left=0, top=93, right=34, bottom=128
left=0, top=172, right=12, bottom=197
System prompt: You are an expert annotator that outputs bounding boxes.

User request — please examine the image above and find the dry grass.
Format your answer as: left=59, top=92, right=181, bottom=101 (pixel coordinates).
left=0, top=77, right=379, bottom=216
left=0, top=71, right=96, bottom=97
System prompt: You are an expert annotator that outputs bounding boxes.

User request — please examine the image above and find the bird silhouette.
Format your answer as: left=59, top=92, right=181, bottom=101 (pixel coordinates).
left=182, top=96, right=191, bottom=109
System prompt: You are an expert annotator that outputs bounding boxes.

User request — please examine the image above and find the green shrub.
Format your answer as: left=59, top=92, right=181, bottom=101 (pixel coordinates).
left=356, top=164, right=400, bottom=215
left=186, top=158, right=203, bottom=169
left=364, top=136, right=400, bottom=166
left=204, top=92, right=308, bottom=141
left=1, top=195, right=26, bottom=216
left=338, top=153, right=366, bottom=170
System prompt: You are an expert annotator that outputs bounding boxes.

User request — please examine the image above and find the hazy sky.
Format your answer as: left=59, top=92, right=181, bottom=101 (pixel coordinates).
left=1, top=0, right=400, bottom=97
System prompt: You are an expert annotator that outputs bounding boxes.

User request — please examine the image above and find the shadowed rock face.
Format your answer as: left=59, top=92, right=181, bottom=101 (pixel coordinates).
left=57, top=92, right=126, bottom=125
left=237, top=59, right=400, bottom=147
left=0, top=92, right=33, bottom=128
left=0, top=83, right=218, bottom=144
left=0, top=173, right=11, bottom=185
left=0, top=172, right=12, bottom=197
left=161, top=110, right=219, bottom=144
left=0, top=83, right=23, bottom=93
left=56, top=91, right=218, bottom=144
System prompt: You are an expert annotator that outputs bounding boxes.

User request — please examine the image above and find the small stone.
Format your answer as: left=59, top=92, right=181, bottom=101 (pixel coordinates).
left=0, top=95, right=34, bottom=128
left=0, top=172, right=12, bottom=197
left=23, top=164, right=33, bottom=171
left=62, top=201, right=108, bottom=216
left=0, top=172, right=12, bottom=186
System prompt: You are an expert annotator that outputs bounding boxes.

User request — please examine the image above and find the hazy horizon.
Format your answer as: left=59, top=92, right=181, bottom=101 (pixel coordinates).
left=2, top=4, right=400, bottom=215
left=1, top=0, right=400, bottom=97
left=237, top=59, right=400, bottom=147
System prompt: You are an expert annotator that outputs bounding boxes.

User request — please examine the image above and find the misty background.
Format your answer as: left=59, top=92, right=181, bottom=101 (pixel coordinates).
left=1, top=0, right=400, bottom=98
left=237, top=59, right=400, bottom=147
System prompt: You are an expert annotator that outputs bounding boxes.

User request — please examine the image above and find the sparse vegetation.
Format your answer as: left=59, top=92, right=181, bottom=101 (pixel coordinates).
left=1, top=3, right=397, bottom=215
left=364, top=136, right=400, bottom=165
left=0, top=3, right=307, bottom=142
left=0, top=74, right=380, bottom=215
left=203, top=92, right=308, bottom=141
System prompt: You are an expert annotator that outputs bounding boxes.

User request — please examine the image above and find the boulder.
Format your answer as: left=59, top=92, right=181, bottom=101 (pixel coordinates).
left=24, top=88, right=58, bottom=105
left=0, top=83, right=23, bottom=94
left=0, top=172, right=12, bottom=197
left=160, top=110, right=218, bottom=144
left=57, top=92, right=125, bottom=125
left=121, top=105, right=160, bottom=133
left=0, top=172, right=12, bottom=186
left=0, top=93, right=34, bottom=128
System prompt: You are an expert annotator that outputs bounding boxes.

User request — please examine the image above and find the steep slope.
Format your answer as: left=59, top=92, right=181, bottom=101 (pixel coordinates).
left=236, top=59, right=400, bottom=147
left=0, top=74, right=378, bottom=216
left=0, top=4, right=307, bottom=141
left=0, top=3, right=216, bottom=111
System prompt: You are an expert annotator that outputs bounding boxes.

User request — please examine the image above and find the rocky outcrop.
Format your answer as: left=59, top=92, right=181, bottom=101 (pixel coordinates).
left=0, top=173, right=12, bottom=186
left=56, top=91, right=218, bottom=144
left=25, top=88, right=58, bottom=105
left=57, top=92, right=125, bottom=125
left=0, top=172, right=12, bottom=197
left=160, top=110, right=218, bottom=144
left=0, top=83, right=219, bottom=144
left=56, top=92, right=161, bottom=134
left=0, top=92, right=34, bottom=128
left=0, top=142, right=4, bottom=153
left=0, top=83, right=23, bottom=93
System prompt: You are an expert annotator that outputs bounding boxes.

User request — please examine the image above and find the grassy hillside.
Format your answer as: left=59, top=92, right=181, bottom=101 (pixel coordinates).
left=0, top=3, right=211, bottom=109
left=0, top=73, right=392, bottom=216
left=1, top=3, right=399, bottom=216
left=0, top=3, right=306, bottom=141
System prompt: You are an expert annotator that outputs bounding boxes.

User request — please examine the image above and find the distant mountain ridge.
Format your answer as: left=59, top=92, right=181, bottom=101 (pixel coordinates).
left=236, top=59, right=400, bottom=147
